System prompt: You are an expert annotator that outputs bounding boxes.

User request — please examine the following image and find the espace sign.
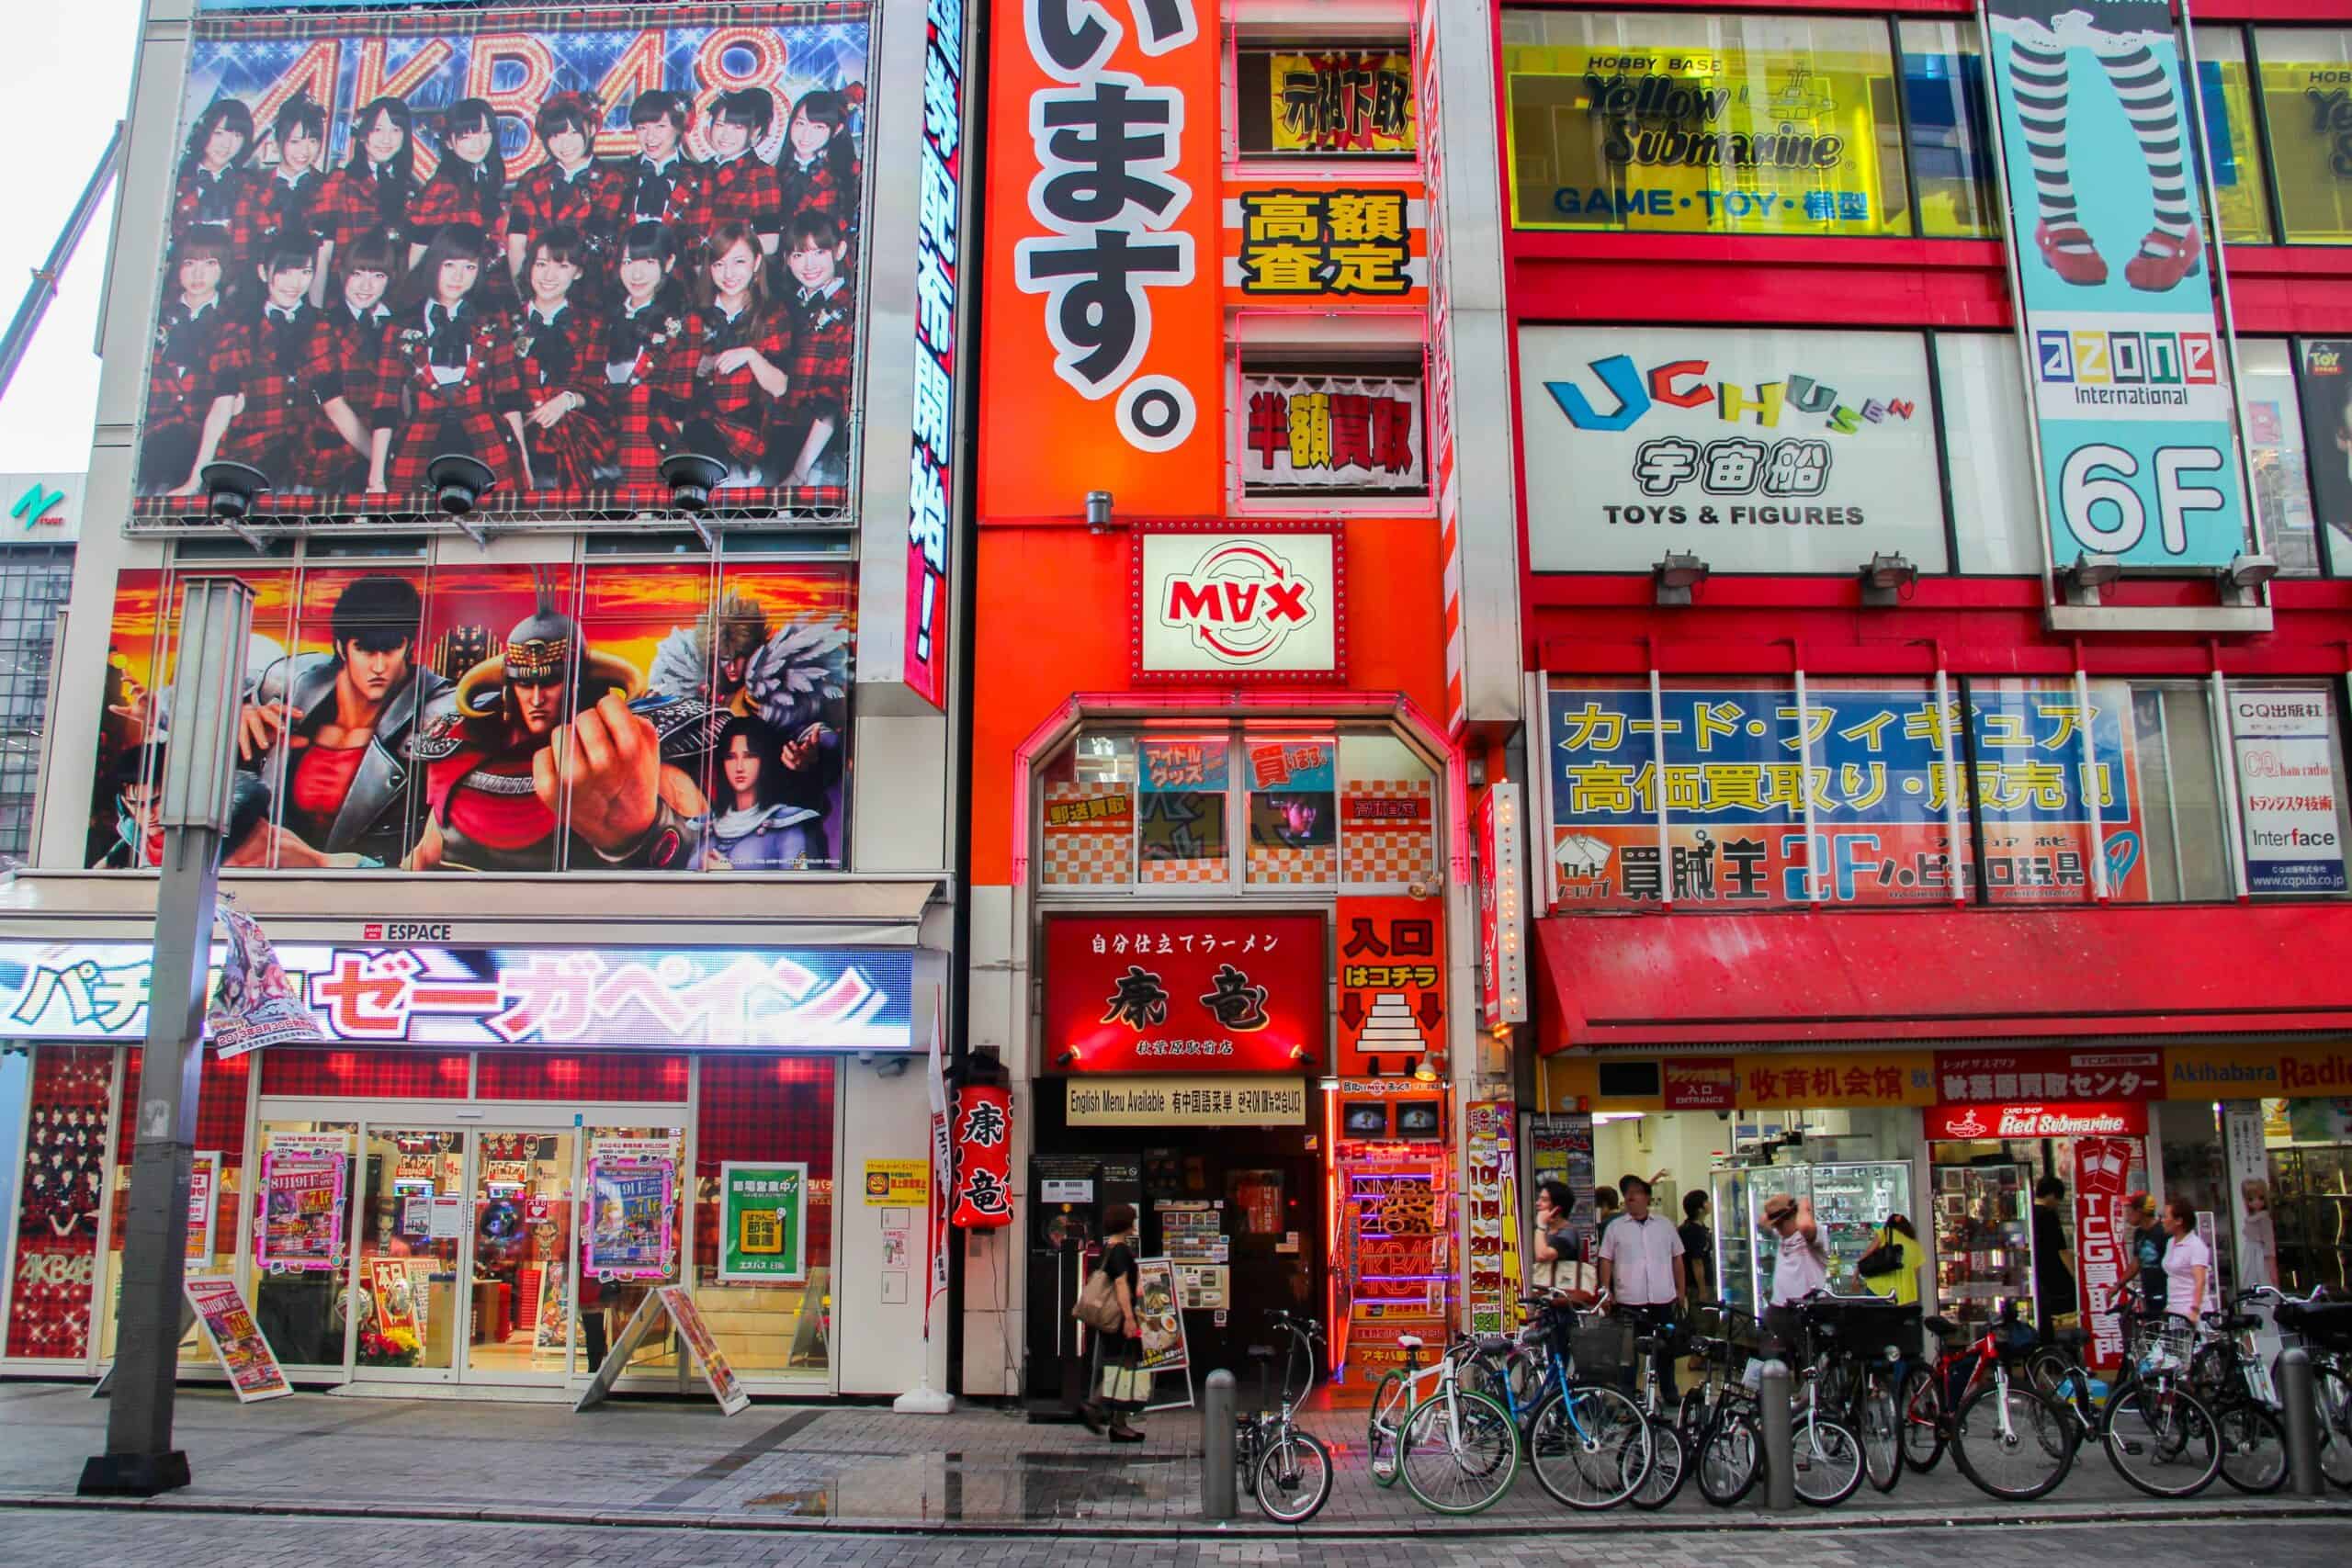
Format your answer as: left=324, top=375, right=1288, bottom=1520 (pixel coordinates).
left=1133, top=525, right=1345, bottom=682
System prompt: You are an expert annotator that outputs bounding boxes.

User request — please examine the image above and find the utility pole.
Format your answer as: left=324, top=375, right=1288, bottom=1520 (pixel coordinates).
left=78, top=578, right=251, bottom=1497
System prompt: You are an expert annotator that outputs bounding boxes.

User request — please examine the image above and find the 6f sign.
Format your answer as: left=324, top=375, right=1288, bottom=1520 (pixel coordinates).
left=1134, top=527, right=1344, bottom=680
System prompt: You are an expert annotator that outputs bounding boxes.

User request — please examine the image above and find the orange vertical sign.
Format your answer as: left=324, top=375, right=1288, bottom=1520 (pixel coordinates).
left=978, top=0, right=1225, bottom=519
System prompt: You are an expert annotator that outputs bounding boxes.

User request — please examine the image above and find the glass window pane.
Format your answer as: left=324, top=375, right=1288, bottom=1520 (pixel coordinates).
left=1970, top=678, right=2118, bottom=905
left=1939, top=333, right=2043, bottom=573
left=2290, top=339, right=2352, bottom=574
left=1502, top=10, right=1911, bottom=235
left=692, top=1056, right=836, bottom=1380
left=2225, top=683, right=2352, bottom=897
left=2128, top=684, right=2230, bottom=903
left=2193, top=28, right=2276, bottom=243
left=1246, top=734, right=1338, bottom=885
left=1042, top=733, right=1136, bottom=886
left=1340, top=732, right=1437, bottom=887
left=1238, top=48, right=1419, bottom=158
left=1899, top=19, right=2001, bottom=239
left=2237, top=339, right=2322, bottom=575
left=2255, top=27, right=2352, bottom=243
left=1138, top=736, right=1231, bottom=884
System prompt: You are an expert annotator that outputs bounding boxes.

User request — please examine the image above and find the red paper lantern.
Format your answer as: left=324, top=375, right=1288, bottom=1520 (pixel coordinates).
left=951, top=1083, right=1013, bottom=1229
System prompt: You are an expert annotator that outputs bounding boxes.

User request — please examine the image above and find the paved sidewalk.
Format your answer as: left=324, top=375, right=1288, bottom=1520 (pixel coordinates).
left=4, top=1381, right=2346, bottom=1536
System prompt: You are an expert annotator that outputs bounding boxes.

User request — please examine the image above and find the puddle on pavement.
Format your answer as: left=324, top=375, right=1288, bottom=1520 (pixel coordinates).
left=743, top=1449, right=1191, bottom=1522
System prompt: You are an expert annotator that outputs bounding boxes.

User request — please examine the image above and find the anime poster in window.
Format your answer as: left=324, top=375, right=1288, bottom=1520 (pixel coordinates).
left=258, top=1144, right=346, bottom=1271
left=587, top=1153, right=675, bottom=1280
left=4, top=1047, right=114, bottom=1359
left=1137, top=736, right=1230, bottom=885
left=134, top=4, right=871, bottom=525
left=696, top=565, right=855, bottom=870
left=85, top=567, right=300, bottom=870
left=1246, top=738, right=1336, bottom=883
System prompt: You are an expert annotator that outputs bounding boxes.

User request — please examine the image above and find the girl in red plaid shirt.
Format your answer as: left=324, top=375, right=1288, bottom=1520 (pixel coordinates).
left=369, top=223, right=526, bottom=497
left=173, top=99, right=254, bottom=250
left=504, top=94, right=624, bottom=299
left=601, top=221, right=695, bottom=491
left=514, top=225, right=610, bottom=493
left=409, top=99, right=509, bottom=288
left=174, top=241, right=325, bottom=496
left=617, top=91, right=704, bottom=236
left=778, top=90, right=860, bottom=245
left=682, top=220, right=792, bottom=484
left=772, top=212, right=855, bottom=488
left=311, top=98, right=419, bottom=281
left=231, top=96, right=330, bottom=303
left=307, top=235, right=401, bottom=494
left=700, top=90, right=786, bottom=256
left=138, top=232, right=232, bottom=493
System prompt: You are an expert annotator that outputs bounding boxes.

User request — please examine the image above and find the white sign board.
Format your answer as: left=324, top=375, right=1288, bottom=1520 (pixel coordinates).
left=1134, top=528, right=1343, bottom=680
left=1517, top=326, right=1948, bottom=573
left=2229, top=688, right=2346, bottom=895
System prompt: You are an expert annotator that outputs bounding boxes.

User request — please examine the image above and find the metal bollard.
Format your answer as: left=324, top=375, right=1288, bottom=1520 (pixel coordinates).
left=1758, top=1359, right=1795, bottom=1511
left=1203, top=1369, right=1238, bottom=1520
left=2278, top=1347, right=2323, bottom=1497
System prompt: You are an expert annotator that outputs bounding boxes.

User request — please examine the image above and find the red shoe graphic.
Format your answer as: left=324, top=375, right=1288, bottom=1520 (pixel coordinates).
left=2124, top=225, right=2203, bottom=292
left=2034, top=220, right=2107, bottom=286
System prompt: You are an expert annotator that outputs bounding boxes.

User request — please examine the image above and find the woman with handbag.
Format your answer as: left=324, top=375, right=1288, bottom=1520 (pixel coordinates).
left=1854, top=1213, right=1924, bottom=1305
left=1077, top=1201, right=1146, bottom=1442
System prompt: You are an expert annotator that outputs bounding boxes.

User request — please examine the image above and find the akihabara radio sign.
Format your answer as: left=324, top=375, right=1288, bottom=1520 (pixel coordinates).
left=1133, top=525, right=1345, bottom=682
left=1518, top=325, right=1948, bottom=573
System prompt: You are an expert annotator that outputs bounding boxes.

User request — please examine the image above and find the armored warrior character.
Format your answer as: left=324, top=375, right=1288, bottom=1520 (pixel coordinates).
left=234, top=573, right=448, bottom=867
left=404, top=585, right=715, bottom=871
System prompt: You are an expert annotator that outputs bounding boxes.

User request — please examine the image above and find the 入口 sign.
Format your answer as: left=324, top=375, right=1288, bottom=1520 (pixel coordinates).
left=1133, top=526, right=1344, bottom=681
left=1067, top=1075, right=1308, bottom=1126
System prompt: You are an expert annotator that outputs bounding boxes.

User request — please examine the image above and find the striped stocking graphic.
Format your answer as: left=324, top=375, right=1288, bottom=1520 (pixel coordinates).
left=2100, top=44, right=2196, bottom=249
left=2006, top=39, right=2092, bottom=259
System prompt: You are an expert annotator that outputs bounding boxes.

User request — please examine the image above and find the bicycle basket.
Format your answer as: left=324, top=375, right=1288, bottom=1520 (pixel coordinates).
left=2129, top=1316, right=2194, bottom=1374
left=1572, top=1318, right=1632, bottom=1380
left=2277, top=1301, right=2352, bottom=1353
left=1804, top=1298, right=1922, bottom=1361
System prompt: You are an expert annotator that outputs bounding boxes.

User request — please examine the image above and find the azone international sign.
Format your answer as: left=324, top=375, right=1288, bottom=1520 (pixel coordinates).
left=1133, top=525, right=1345, bottom=681
left=0, top=942, right=913, bottom=1051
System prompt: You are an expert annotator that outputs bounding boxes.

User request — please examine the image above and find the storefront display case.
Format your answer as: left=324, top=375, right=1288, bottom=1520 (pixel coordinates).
left=1934, top=1163, right=2033, bottom=1335
left=2270, top=1141, right=2352, bottom=1296
left=1713, top=1161, right=1910, bottom=1309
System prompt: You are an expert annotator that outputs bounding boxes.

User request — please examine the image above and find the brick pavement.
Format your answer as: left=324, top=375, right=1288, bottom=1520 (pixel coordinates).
left=1, top=1380, right=2346, bottom=1536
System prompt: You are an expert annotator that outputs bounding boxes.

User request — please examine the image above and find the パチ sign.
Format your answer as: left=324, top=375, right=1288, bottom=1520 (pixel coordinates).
left=1980, top=0, right=2248, bottom=570
left=1519, top=325, right=1946, bottom=573
left=2227, top=688, right=2346, bottom=894
left=1045, top=913, right=1326, bottom=1074
left=1134, top=526, right=1344, bottom=681
left=1240, top=371, right=1424, bottom=493
left=1927, top=1101, right=2147, bottom=1139
left=950, top=1083, right=1012, bottom=1228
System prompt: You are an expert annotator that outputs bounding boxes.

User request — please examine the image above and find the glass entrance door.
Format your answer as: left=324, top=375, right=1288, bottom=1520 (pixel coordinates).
left=464, top=1129, right=575, bottom=1381
left=355, top=1127, right=466, bottom=1379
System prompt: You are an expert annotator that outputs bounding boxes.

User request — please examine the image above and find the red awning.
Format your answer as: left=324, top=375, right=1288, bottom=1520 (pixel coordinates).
left=1536, top=904, right=2351, bottom=1049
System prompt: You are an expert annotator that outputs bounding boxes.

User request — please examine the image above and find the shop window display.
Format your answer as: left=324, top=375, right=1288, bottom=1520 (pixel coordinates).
left=1235, top=45, right=1418, bottom=160
left=248, top=1121, right=359, bottom=1369
left=2189, top=28, right=2276, bottom=244
left=5, top=1046, right=115, bottom=1360
left=691, top=1056, right=836, bottom=1378
left=2238, top=340, right=2323, bottom=576
left=99, top=1048, right=248, bottom=1367
left=1896, top=19, right=2000, bottom=239
left=2255, top=27, right=2352, bottom=243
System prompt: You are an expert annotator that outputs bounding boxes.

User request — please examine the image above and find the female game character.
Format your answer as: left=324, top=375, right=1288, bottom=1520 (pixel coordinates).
left=312, top=97, right=419, bottom=278
left=138, top=232, right=232, bottom=492
left=505, top=93, right=623, bottom=292
left=703, top=715, right=822, bottom=869
left=601, top=220, right=695, bottom=491
left=681, top=220, right=791, bottom=486
left=699, top=89, right=785, bottom=255
left=408, top=98, right=508, bottom=276
left=307, top=234, right=401, bottom=493
left=173, top=97, right=255, bottom=244
left=513, top=225, right=610, bottom=492
left=370, top=222, right=524, bottom=496
left=777, top=89, right=859, bottom=242
left=232, top=96, right=330, bottom=297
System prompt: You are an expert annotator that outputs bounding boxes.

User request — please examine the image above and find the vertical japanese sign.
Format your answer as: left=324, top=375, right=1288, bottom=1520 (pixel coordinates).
left=1336, top=896, right=1444, bottom=1077
left=1414, top=0, right=1466, bottom=728
left=2072, top=1134, right=2135, bottom=1370
left=905, top=0, right=969, bottom=710
left=718, top=1162, right=809, bottom=1282
left=1980, top=0, right=2247, bottom=570
left=1475, top=784, right=1527, bottom=1027
left=2226, top=687, right=2346, bottom=894
left=1464, top=1101, right=1521, bottom=1335
left=982, top=0, right=1221, bottom=514
left=950, top=1082, right=1013, bottom=1227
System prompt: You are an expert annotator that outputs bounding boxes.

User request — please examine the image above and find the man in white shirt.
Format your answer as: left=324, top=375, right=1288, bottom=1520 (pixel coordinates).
left=1598, top=1176, right=1686, bottom=1400
left=1762, top=1193, right=1832, bottom=1355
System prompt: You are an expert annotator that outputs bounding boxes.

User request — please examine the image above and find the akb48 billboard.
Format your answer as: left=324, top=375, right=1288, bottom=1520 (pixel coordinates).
left=137, top=3, right=871, bottom=522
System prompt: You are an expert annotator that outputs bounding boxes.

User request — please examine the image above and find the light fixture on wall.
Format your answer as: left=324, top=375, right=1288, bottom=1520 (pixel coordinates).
left=1412, top=1055, right=1440, bottom=1084
left=2064, top=551, right=2124, bottom=606
left=2220, top=551, right=2278, bottom=607
left=1653, top=551, right=1709, bottom=606
left=1055, top=1048, right=1080, bottom=1067
left=1086, top=489, right=1116, bottom=534
left=199, top=461, right=268, bottom=524
left=1858, top=550, right=1918, bottom=607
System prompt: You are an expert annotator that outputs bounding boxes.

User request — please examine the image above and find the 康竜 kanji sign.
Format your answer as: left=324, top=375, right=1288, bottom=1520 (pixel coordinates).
left=1336, top=897, right=1443, bottom=1077
left=951, top=1083, right=1013, bottom=1228
left=1045, top=914, right=1326, bottom=1074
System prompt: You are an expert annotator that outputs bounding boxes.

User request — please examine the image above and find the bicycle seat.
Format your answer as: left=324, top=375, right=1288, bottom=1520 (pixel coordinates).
left=1924, top=1314, right=1959, bottom=1339
left=1474, top=1335, right=1515, bottom=1354
left=1395, top=1333, right=1424, bottom=1351
left=1633, top=1336, right=1658, bottom=1354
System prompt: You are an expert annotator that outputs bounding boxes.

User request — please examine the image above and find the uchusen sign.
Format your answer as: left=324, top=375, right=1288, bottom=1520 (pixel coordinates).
left=1927, top=1101, right=2147, bottom=1139
left=1134, top=526, right=1344, bottom=680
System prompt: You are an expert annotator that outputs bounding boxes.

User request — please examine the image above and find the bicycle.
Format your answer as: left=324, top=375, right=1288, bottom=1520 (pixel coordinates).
left=1625, top=1318, right=1690, bottom=1510
left=1901, top=1303, right=2077, bottom=1501
left=1688, top=1302, right=1865, bottom=1507
left=1519, top=1293, right=1655, bottom=1510
left=1797, top=1292, right=1919, bottom=1495
left=2274, top=1289, right=2352, bottom=1493
left=1234, top=1310, right=1332, bottom=1523
left=1364, top=1328, right=1521, bottom=1513
left=2017, top=1293, right=2222, bottom=1499
left=2182, top=1291, right=2289, bottom=1495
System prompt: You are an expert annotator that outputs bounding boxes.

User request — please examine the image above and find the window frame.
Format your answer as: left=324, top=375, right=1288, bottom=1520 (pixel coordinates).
left=1224, top=21, right=1423, bottom=176
left=1229, top=327, right=1435, bottom=515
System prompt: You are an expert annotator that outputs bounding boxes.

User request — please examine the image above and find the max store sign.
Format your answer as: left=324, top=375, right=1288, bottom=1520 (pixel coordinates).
left=1133, top=526, right=1345, bottom=681
left=0, top=941, right=914, bottom=1052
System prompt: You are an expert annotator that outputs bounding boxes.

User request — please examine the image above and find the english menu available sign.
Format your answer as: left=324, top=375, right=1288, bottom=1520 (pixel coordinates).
left=1045, top=913, right=1326, bottom=1073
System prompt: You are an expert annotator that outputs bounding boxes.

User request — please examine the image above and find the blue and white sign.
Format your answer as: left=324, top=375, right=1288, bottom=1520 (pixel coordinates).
left=0, top=942, right=915, bottom=1051
left=1981, top=0, right=2248, bottom=570
left=2227, top=688, right=2347, bottom=895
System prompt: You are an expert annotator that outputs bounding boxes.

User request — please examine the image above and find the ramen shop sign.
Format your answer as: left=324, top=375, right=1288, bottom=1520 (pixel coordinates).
left=1132, top=525, right=1345, bottom=681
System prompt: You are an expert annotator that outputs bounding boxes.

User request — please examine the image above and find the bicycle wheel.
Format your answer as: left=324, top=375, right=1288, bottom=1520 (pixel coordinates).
left=1526, top=1383, right=1649, bottom=1511
left=2213, top=1398, right=2288, bottom=1496
left=1855, top=1374, right=1903, bottom=1494
left=1629, top=1417, right=1687, bottom=1511
left=1696, top=1404, right=1761, bottom=1506
left=1898, top=1365, right=1945, bottom=1473
left=1950, top=1382, right=2075, bottom=1502
left=1253, top=1429, right=1334, bottom=1523
left=1366, top=1371, right=1408, bottom=1489
left=1793, top=1416, right=1865, bottom=1506
left=2103, top=1383, right=2221, bottom=1499
left=2318, top=1366, right=2352, bottom=1492
left=1399, top=1388, right=1520, bottom=1515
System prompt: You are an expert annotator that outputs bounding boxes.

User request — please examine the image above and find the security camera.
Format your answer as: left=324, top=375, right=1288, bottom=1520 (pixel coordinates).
left=661, top=452, right=729, bottom=513
left=427, top=453, right=495, bottom=516
left=200, top=461, right=270, bottom=522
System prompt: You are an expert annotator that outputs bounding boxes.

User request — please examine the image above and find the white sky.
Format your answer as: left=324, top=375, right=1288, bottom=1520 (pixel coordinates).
left=0, top=4, right=141, bottom=472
